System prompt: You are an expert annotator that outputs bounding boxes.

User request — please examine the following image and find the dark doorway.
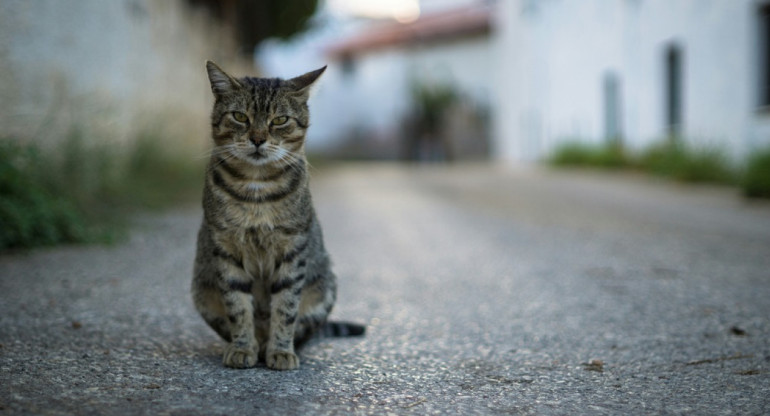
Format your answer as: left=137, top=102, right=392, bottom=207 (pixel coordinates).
left=758, top=5, right=770, bottom=107
left=664, top=43, right=684, bottom=136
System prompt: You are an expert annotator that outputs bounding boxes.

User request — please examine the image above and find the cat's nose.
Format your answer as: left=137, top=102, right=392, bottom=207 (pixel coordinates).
left=250, top=137, right=266, bottom=147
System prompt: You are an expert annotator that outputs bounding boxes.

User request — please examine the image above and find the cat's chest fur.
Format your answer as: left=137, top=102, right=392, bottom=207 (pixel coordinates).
left=207, top=188, right=291, bottom=266
left=219, top=221, right=290, bottom=279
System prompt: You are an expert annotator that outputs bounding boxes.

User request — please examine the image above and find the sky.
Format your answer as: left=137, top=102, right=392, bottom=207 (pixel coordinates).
left=327, top=0, right=421, bottom=22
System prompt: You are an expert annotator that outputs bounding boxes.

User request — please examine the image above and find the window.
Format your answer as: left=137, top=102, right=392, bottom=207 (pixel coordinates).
left=664, top=43, right=683, bottom=135
left=759, top=5, right=770, bottom=107
left=341, top=54, right=356, bottom=78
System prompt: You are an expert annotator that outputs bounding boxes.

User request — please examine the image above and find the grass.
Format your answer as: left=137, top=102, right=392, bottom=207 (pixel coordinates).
left=0, top=140, right=93, bottom=249
left=548, top=140, right=628, bottom=169
left=742, top=147, right=770, bottom=198
left=636, top=141, right=736, bottom=184
left=117, top=129, right=204, bottom=208
left=0, top=126, right=204, bottom=251
left=548, top=139, right=770, bottom=197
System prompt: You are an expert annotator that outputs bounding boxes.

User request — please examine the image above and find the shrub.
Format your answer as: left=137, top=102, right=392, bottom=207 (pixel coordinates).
left=0, top=125, right=204, bottom=251
left=549, top=141, right=629, bottom=168
left=743, top=147, right=770, bottom=198
left=0, top=140, right=92, bottom=249
left=549, top=139, right=741, bottom=187
left=637, top=141, right=735, bottom=183
left=116, top=129, right=203, bottom=208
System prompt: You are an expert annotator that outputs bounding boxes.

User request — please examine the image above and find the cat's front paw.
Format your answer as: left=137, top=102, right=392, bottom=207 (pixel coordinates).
left=266, top=350, right=299, bottom=370
left=223, top=342, right=258, bottom=369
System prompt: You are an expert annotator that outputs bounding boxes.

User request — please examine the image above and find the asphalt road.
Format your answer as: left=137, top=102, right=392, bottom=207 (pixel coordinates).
left=1, top=163, right=769, bottom=415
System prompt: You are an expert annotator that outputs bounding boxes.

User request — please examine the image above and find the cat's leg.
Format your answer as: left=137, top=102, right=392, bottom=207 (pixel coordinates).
left=294, top=271, right=337, bottom=343
left=265, top=249, right=308, bottom=370
left=215, top=259, right=259, bottom=369
left=193, top=225, right=258, bottom=368
left=253, top=305, right=271, bottom=361
left=193, top=256, right=234, bottom=344
left=192, top=284, right=232, bottom=342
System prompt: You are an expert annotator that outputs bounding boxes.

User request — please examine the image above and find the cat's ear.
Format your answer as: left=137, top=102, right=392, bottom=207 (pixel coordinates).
left=206, top=60, right=241, bottom=96
left=287, top=66, right=327, bottom=97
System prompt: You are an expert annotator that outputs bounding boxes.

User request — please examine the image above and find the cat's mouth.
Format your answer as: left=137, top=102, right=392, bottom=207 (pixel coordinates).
left=242, top=147, right=278, bottom=166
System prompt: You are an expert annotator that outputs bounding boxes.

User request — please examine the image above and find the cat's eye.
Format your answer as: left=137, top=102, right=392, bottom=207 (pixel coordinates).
left=271, top=116, right=289, bottom=126
left=232, top=112, right=249, bottom=123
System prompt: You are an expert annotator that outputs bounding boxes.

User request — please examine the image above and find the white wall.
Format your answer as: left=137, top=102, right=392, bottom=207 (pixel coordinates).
left=306, top=35, right=493, bottom=151
left=494, top=0, right=770, bottom=163
left=310, top=47, right=409, bottom=148
left=255, top=1, right=496, bottom=154
left=0, top=0, right=239, bottom=147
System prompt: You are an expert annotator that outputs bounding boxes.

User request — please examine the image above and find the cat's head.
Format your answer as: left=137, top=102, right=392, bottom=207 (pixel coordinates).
left=205, top=61, right=325, bottom=167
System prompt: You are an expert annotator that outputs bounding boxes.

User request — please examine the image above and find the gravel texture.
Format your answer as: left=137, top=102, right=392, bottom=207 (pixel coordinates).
left=1, top=163, right=769, bottom=415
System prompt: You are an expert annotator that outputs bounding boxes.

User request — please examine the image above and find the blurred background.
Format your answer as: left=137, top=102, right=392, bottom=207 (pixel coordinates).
left=2, top=0, right=770, bottom=251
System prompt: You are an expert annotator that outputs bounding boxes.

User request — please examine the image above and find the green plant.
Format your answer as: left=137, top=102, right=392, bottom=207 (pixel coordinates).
left=411, top=82, right=458, bottom=134
left=118, top=129, right=203, bottom=208
left=0, top=121, right=205, bottom=251
left=405, top=81, right=461, bottom=162
left=0, top=140, right=91, bottom=249
left=549, top=141, right=629, bottom=168
left=742, top=147, right=770, bottom=198
left=52, top=126, right=120, bottom=208
left=548, top=138, right=742, bottom=188
left=637, top=140, right=735, bottom=183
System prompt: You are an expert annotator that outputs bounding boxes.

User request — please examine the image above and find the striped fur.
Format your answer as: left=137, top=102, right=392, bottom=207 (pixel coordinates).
left=192, top=61, right=363, bottom=370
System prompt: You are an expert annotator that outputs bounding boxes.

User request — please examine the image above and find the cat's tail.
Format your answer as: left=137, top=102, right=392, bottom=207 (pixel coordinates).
left=320, top=321, right=366, bottom=337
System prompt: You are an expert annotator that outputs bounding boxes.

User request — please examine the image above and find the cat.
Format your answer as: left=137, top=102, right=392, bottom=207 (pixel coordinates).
left=192, top=61, right=363, bottom=370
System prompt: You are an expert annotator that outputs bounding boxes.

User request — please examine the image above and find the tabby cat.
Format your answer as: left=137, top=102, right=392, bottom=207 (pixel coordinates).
left=192, top=61, right=363, bottom=370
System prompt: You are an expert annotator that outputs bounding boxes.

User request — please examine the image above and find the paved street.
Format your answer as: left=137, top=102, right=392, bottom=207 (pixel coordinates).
left=1, top=163, right=769, bottom=415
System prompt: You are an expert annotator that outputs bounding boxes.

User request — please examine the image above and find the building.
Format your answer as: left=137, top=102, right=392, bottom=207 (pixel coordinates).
left=257, top=1, right=494, bottom=160
left=494, top=0, right=770, bottom=162
left=0, top=0, right=245, bottom=147
left=323, top=4, right=493, bottom=159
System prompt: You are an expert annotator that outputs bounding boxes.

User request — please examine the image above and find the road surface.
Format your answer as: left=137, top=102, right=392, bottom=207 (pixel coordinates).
left=1, top=163, right=769, bottom=415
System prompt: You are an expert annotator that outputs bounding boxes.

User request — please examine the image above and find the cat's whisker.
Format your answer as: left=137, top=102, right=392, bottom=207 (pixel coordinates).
left=194, top=145, right=235, bottom=161
left=273, top=146, right=303, bottom=168
left=205, top=151, right=240, bottom=174
left=276, top=150, right=305, bottom=176
left=304, top=156, right=315, bottom=173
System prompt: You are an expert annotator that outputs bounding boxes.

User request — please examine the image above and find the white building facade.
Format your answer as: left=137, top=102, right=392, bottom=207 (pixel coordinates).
left=317, top=10, right=493, bottom=156
left=493, top=0, right=770, bottom=162
left=257, top=3, right=494, bottom=158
